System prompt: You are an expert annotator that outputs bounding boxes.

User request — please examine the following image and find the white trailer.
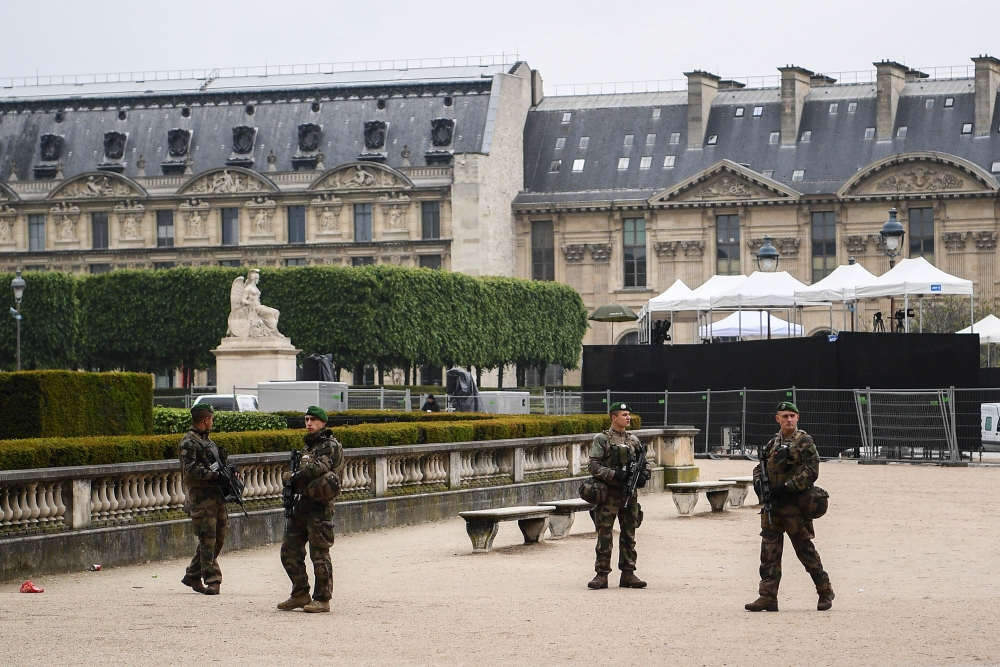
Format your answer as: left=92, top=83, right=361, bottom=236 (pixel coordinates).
left=477, top=391, right=531, bottom=415
left=257, top=381, right=348, bottom=414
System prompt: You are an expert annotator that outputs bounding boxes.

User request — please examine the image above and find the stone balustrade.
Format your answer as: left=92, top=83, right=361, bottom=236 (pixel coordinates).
left=0, top=428, right=695, bottom=537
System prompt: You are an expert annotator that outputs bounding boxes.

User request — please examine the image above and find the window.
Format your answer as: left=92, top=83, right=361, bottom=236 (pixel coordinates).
left=735, top=107, right=745, bottom=117
left=639, top=156, right=652, bottom=170
left=909, top=207, right=934, bottom=261
left=663, top=155, right=676, bottom=168
left=352, top=256, right=375, bottom=266
left=221, top=207, right=239, bottom=246
left=623, top=217, right=646, bottom=288
left=218, top=259, right=241, bottom=267
left=549, top=160, right=562, bottom=173
left=91, top=212, right=109, bottom=249
left=926, top=99, right=935, bottom=109
left=652, top=108, right=661, bottom=119
left=572, top=159, right=585, bottom=172
left=962, top=123, right=973, bottom=134
left=792, top=169, right=805, bottom=182
left=153, top=262, right=174, bottom=270
left=988, top=416, right=994, bottom=432
left=716, top=214, right=740, bottom=275
left=811, top=211, right=837, bottom=282
left=669, top=132, right=680, bottom=144
left=623, top=134, right=634, bottom=146
left=617, top=157, right=630, bottom=170
left=800, top=130, right=811, bottom=142
left=354, top=203, right=372, bottom=242
left=769, top=131, right=780, bottom=144
left=554, top=137, right=566, bottom=149
left=90, top=263, right=111, bottom=274
left=645, top=133, right=656, bottom=146
left=156, top=210, right=174, bottom=247
left=897, top=126, right=908, bottom=138
left=945, top=97, right=954, bottom=108
left=287, top=205, right=306, bottom=244
left=829, top=103, right=839, bottom=114
left=991, top=161, right=1000, bottom=173
left=762, top=170, right=774, bottom=178
left=419, top=255, right=442, bottom=270
left=579, top=136, right=590, bottom=148
left=864, top=127, right=875, bottom=139
left=285, top=258, right=308, bottom=266
left=29, top=214, right=46, bottom=252
left=848, top=102, right=858, bottom=112
left=707, top=134, right=718, bottom=145
left=421, top=201, right=440, bottom=240
left=752, top=106, right=763, bottom=117
left=561, top=112, right=572, bottom=123
left=531, top=220, right=554, bottom=281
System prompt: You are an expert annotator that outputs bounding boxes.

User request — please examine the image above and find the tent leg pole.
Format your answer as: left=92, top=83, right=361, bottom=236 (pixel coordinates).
left=670, top=310, right=674, bottom=346
left=971, top=294, right=975, bottom=333
left=919, top=297, right=923, bottom=333
left=904, top=294, right=909, bottom=333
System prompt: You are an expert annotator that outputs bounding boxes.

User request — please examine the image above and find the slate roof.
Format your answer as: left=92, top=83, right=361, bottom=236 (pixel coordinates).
left=520, top=79, right=1000, bottom=205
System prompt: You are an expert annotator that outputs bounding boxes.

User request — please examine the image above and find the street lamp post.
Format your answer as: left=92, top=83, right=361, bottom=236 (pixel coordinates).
left=756, top=236, right=780, bottom=339
left=879, top=208, right=906, bottom=332
left=10, top=269, right=25, bottom=371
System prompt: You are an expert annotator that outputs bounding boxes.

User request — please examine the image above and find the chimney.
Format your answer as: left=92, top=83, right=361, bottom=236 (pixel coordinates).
left=531, top=69, right=544, bottom=107
left=874, top=61, right=907, bottom=141
left=685, top=70, right=720, bottom=149
left=778, top=66, right=813, bottom=145
left=973, top=55, right=1000, bottom=136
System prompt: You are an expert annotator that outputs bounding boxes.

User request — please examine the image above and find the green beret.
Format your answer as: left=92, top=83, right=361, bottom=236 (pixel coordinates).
left=305, top=405, right=328, bottom=422
left=609, top=401, right=631, bottom=414
left=776, top=401, right=799, bottom=414
left=191, top=403, right=214, bottom=415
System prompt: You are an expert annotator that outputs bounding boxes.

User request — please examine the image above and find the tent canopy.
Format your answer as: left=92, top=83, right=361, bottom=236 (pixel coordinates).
left=854, top=257, right=973, bottom=298
left=711, top=271, right=820, bottom=309
left=668, top=274, right=747, bottom=311
left=699, top=311, right=803, bottom=338
left=794, top=262, right=880, bottom=302
left=645, top=279, right=694, bottom=314
left=957, top=314, right=1000, bottom=344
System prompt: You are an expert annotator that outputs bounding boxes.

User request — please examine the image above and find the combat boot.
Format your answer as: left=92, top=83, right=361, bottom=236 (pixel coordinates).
left=619, top=572, right=647, bottom=588
left=744, top=596, right=779, bottom=612
left=587, top=573, right=608, bottom=589
left=303, top=599, right=330, bottom=613
left=203, top=583, right=220, bottom=595
left=180, top=575, right=206, bottom=593
left=817, top=584, right=835, bottom=611
left=276, top=593, right=312, bottom=610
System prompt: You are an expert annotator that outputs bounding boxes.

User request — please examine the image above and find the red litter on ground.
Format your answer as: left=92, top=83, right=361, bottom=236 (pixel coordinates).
left=88, top=564, right=101, bottom=571
left=20, top=581, right=44, bottom=593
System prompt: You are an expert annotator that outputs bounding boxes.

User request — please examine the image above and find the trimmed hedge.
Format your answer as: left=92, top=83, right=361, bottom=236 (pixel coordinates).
left=282, top=410, right=640, bottom=429
left=0, top=370, right=153, bottom=439
left=153, top=407, right=288, bottom=435
left=0, top=414, right=642, bottom=470
left=0, top=271, right=79, bottom=372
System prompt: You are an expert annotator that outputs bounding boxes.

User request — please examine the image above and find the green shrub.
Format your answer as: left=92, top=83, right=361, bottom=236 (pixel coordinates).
left=329, top=423, right=421, bottom=448
left=423, top=421, right=477, bottom=443
left=0, top=370, right=153, bottom=439
left=153, top=407, right=288, bottom=435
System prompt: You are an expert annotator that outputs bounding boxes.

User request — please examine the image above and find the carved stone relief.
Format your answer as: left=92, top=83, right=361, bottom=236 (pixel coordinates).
left=364, top=120, right=387, bottom=149
left=53, top=174, right=137, bottom=199
left=874, top=167, right=964, bottom=193
left=168, top=129, right=192, bottom=157
left=431, top=118, right=455, bottom=146
left=40, top=134, right=64, bottom=161
left=942, top=232, right=969, bottom=251
left=589, top=243, right=613, bottom=262
left=317, top=165, right=399, bottom=190
left=298, top=123, right=322, bottom=152
left=114, top=199, right=146, bottom=241
left=378, top=191, right=411, bottom=232
left=311, top=193, right=343, bottom=235
left=843, top=234, right=877, bottom=254
left=653, top=241, right=679, bottom=259
left=186, top=169, right=265, bottom=195
left=0, top=204, right=16, bottom=244
left=179, top=198, right=210, bottom=238
left=232, top=126, right=256, bottom=154
left=680, top=240, right=705, bottom=257
left=696, top=175, right=760, bottom=199
left=51, top=202, right=80, bottom=242
left=747, top=236, right=801, bottom=256
left=245, top=196, right=277, bottom=236
left=561, top=244, right=586, bottom=261
left=103, top=132, right=127, bottom=161
left=974, top=231, right=998, bottom=251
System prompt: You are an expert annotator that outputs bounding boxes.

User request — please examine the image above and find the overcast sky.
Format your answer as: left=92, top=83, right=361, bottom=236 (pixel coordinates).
left=2, top=1, right=997, bottom=90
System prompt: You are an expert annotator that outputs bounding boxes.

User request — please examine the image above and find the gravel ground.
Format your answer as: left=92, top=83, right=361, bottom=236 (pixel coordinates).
left=2, top=459, right=999, bottom=667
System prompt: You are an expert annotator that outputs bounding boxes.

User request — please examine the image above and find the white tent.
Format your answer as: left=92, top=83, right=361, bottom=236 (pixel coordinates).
left=711, top=271, right=816, bottom=308
left=670, top=274, right=747, bottom=311
left=794, top=263, right=880, bottom=302
left=645, top=279, right=694, bottom=314
left=854, top=257, right=973, bottom=298
left=699, top=311, right=803, bottom=338
left=957, top=314, right=1000, bottom=344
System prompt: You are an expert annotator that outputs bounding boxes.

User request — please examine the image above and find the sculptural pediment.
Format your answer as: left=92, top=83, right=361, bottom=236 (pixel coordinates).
left=649, top=160, right=800, bottom=205
left=0, top=181, right=18, bottom=202
left=838, top=152, right=999, bottom=198
left=178, top=167, right=278, bottom=196
left=48, top=172, right=146, bottom=200
left=308, top=162, right=413, bottom=191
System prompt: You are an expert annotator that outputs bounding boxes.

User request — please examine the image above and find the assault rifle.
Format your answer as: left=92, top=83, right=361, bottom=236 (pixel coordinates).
left=283, top=449, right=302, bottom=528
left=623, top=443, right=649, bottom=508
left=208, top=453, right=248, bottom=517
left=757, top=444, right=773, bottom=525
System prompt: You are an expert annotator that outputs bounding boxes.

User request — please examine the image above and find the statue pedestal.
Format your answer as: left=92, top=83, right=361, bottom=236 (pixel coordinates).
left=212, top=336, right=301, bottom=394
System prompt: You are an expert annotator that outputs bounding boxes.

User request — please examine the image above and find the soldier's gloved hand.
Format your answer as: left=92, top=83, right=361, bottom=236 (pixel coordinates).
left=770, top=483, right=790, bottom=501
left=281, top=471, right=293, bottom=484
left=300, top=454, right=313, bottom=465
left=613, top=468, right=629, bottom=484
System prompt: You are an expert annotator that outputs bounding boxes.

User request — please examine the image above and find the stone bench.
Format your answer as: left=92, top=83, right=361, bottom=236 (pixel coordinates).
left=666, top=481, right=736, bottom=516
left=538, top=499, right=596, bottom=539
left=718, top=476, right=754, bottom=508
left=458, top=506, right=555, bottom=553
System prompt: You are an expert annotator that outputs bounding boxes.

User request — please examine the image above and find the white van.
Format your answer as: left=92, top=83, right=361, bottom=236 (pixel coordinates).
left=981, top=403, right=1000, bottom=451
left=192, top=394, right=259, bottom=412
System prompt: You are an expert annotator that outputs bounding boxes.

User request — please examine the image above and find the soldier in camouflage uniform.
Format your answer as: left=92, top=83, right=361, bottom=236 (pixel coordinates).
left=746, top=402, right=834, bottom=612
left=179, top=404, right=230, bottom=595
left=587, top=402, right=651, bottom=590
left=277, top=405, right=345, bottom=613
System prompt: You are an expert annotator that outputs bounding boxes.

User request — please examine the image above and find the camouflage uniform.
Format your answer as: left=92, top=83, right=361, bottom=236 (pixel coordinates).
left=588, top=428, right=649, bottom=574
left=752, top=429, right=832, bottom=600
left=281, top=429, right=344, bottom=602
left=179, top=427, right=229, bottom=586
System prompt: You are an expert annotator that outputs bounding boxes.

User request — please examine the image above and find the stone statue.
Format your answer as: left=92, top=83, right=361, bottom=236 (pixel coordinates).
left=227, top=269, right=282, bottom=338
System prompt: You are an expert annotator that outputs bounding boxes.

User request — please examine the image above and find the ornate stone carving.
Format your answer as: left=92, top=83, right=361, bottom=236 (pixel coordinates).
left=561, top=244, right=587, bottom=261
left=874, top=167, right=964, bottom=193
left=51, top=202, right=80, bottom=242
left=843, top=234, right=876, bottom=254
left=227, top=269, right=283, bottom=338
left=245, top=196, right=277, bottom=236
left=588, top=243, right=613, bottom=262
left=653, top=241, right=679, bottom=258
left=186, top=169, right=265, bottom=195
left=400, top=145, right=412, bottom=167
left=681, top=240, right=705, bottom=257
left=231, top=125, right=256, bottom=154
left=298, top=123, right=321, bottom=152
left=747, top=236, right=801, bottom=256
left=168, top=129, right=191, bottom=157
left=974, top=231, right=998, bottom=251
left=378, top=191, right=411, bottom=232
left=53, top=174, right=137, bottom=198
left=103, top=132, right=127, bottom=160
left=942, top=231, right=969, bottom=251
left=364, top=120, right=387, bottom=149
left=311, top=193, right=343, bottom=234
left=316, top=165, right=400, bottom=190
left=179, top=198, right=210, bottom=238
left=696, top=175, right=758, bottom=199
left=0, top=204, right=16, bottom=245
left=40, top=134, right=63, bottom=161
left=136, top=154, right=147, bottom=177
left=431, top=118, right=455, bottom=146
left=114, top=199, right=146, bottom=241
left=266, top=150, right=277, bottom=172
